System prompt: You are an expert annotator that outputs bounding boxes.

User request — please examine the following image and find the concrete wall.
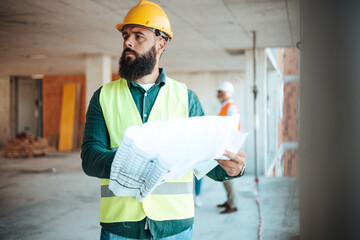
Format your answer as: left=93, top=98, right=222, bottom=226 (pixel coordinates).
left=85, top=54, right=111, bottom=106
left=242, top=48, right=268, bottom=176
left=266, top=70, right=279, bottom=171
left=168, top=71, right=246, bottom=116
left=0, top=76, right=11, bottom=149
left=300, top=1, right=360, bottom=238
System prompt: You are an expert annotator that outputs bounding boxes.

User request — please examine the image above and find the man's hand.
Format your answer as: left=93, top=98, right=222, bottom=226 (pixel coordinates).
left=216, top=150, right=246, bottom=177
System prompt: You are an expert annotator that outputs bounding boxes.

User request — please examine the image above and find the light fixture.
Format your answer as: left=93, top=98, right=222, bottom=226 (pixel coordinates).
left=225, top=49, right=245, bottom=56
left=27, top=54, right=46, bottom=60
left=31, top=74, right=44, bottom=79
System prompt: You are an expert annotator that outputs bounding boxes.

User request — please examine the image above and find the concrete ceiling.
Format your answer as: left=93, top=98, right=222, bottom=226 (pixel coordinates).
left=0, top=0, right=300, bottom=76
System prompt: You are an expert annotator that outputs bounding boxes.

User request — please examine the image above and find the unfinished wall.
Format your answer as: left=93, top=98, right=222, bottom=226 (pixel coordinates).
left=283, top=81, right=299, bottom=142
left=0, top=76, right=11, bottom=149
left=42, top=75, right=86, bottom=150
left=277, top=48, right=300, bottom=177
left=283, top=48, right=300, bottom=76
left=283, top=149, right=298, bottom=176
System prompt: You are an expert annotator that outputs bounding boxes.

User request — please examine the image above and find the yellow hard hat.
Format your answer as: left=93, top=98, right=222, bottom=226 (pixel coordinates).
left=116, top=1, right=173, bottom=42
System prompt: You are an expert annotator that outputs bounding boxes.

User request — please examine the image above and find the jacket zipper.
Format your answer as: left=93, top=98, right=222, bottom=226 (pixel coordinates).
left=145, top=217, right=148, bottom=230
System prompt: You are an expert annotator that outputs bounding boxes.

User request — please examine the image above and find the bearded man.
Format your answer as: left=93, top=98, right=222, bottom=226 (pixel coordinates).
left=81, top=1, right=246, bottom=239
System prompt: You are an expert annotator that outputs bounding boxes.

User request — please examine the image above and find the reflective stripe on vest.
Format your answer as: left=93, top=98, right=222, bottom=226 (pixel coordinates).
left=101, top=182, right=193, bottom=197
left=99, top=77, right=194, bottom=223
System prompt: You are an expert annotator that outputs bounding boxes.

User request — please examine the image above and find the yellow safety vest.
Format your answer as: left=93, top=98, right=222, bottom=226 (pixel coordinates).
left=99, top=77, right=194, bottom=223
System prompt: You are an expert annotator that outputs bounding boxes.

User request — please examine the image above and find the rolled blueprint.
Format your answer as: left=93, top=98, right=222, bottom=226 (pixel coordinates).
left=109, top=115, right=247, bottom=201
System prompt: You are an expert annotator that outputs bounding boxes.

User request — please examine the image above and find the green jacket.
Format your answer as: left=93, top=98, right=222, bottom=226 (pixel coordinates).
left=81, top=69, right=238, bottom=239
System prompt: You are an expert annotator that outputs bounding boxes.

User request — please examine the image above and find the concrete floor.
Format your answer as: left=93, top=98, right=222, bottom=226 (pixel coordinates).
left=0, top=152, right=299, bottom=240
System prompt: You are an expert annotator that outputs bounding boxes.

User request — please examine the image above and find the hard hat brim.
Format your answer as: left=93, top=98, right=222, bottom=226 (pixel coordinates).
left=116, top=23, right=172, bottom=42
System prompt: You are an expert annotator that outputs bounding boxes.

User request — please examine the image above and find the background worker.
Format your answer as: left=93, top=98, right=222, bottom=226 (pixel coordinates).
left=81, top=1, right=246, bottom=239
left=216, top=81, right=243, bottom=214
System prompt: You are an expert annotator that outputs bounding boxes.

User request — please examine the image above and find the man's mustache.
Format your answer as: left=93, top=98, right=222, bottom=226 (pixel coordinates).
left=123, top=48, right=138, bottom=56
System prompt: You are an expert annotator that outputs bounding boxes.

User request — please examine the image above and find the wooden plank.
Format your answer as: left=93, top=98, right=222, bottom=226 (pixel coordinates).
left=58, top=83, right=76, bottom=151
left=72, top=83, right=81, bottom=150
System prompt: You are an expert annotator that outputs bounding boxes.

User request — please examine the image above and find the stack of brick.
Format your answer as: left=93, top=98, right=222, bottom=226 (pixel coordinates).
left=4, top=132, right=48, bottom=158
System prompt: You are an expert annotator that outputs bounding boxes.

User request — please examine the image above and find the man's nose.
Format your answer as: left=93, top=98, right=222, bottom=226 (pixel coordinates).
left=124, top=36, right=133, bottom=48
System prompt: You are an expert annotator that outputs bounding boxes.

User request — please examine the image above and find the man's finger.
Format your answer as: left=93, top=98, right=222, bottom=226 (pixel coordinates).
left=222, top=150, right=245, bottom=165
left=216, top=159, right=236, bottom=168
left=217, top=159, right=242, bottom=176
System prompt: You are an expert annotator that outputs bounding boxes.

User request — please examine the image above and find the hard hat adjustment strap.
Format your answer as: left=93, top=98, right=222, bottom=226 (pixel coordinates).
left=154, top=29, right=169, bottom=42
left=122, top=24, right=169, bottom=42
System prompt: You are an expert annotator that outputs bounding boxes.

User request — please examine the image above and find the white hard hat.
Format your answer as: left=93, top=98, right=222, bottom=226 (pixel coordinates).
left=218, top=81, right=234, bottom=97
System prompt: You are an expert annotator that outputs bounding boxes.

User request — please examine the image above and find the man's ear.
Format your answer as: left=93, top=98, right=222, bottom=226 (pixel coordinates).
left=157, top=38, right=166, bottom=54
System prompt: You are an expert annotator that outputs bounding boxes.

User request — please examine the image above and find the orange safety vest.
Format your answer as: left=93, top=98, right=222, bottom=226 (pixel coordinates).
left=218, top=102, right=241, bottom=130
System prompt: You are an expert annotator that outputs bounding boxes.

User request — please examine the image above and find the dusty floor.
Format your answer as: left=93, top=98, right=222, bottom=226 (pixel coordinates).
left=0, top=152, right=299, bottom=240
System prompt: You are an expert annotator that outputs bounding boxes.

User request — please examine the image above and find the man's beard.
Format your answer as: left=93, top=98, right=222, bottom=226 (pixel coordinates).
left=118, top=45, right=157, bottom=81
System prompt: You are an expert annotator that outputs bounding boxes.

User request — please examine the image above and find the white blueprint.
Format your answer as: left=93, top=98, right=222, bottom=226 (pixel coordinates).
left=109, top=115, right=247, bottom=202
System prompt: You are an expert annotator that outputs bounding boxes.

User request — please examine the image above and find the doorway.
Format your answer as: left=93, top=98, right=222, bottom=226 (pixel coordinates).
left=11, top=76, right=42, bottom=137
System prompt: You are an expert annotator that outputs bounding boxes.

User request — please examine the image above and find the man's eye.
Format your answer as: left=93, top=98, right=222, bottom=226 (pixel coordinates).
left=136, top=35, right=143, bottom=39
